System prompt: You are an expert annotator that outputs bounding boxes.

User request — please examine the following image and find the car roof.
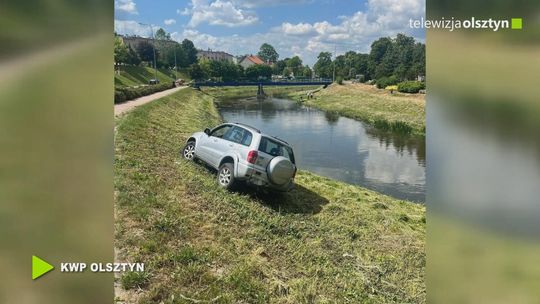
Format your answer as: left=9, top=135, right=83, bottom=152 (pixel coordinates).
left=229, top=122, right=261, bottom=134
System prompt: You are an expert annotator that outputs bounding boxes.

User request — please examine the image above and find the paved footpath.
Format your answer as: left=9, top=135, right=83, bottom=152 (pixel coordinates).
left=114, top=86, right=187, bottom=116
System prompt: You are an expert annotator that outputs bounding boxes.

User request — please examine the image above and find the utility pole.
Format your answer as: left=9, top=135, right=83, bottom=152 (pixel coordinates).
left=174, top=48, right=178, bottom=80
left=332, top=44, right=336, bottom=83
left=138, top=22, right=158, bottom=82
left=150, top=24, right=157, bottom=82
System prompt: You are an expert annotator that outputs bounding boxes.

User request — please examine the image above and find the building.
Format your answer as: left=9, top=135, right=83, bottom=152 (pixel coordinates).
left=238, top=55, right=266, bottom=69
left=119, top=35, right=177, bottom=50
left=197, top=49, right=234, bottom=62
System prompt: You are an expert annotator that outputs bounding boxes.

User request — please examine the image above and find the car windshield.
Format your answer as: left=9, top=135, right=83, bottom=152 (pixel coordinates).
left=210, top=125, right=232, bottom=138
left=258, top=137, right=295, bottom=164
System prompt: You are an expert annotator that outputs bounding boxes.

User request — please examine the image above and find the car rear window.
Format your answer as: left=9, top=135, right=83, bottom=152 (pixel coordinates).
left=258, top=137, right=295, bottom=163
left=225, top=126, right=253, bottom=146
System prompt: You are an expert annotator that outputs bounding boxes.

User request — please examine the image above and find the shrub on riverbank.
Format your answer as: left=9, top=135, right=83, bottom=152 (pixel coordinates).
left=114, top=82, right=174, bottom=104
left=398, top=81, right=425, bottom=93
left=115, top=88, right=425, bottom=303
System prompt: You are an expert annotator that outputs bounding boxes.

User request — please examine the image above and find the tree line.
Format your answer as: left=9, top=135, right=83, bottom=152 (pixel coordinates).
left=314, top=33, right=425, bottom=83
left=114, top=29, right=424, bottom=85
left=114, top=28, right=198, bottom=71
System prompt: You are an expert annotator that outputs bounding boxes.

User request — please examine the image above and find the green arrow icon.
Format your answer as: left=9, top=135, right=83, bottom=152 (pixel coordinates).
left=32, top=255, right=54, bottom=280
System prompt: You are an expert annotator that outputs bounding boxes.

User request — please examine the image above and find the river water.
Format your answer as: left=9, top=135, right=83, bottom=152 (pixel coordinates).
left=217, top=96, right=426, bottom=202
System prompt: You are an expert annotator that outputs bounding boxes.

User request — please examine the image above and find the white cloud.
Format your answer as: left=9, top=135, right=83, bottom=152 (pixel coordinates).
left=233, top=0, right=308, bottom=8
left=182, top=0, right=258, bottom=28
left=274, top=0, right=424, bottom=59
left=114, top=20, right=156, bottom=37
left=166, top=0, right=425, bottom=65
left=280, top=22, right=316, bottom=36
left=164, top=19, right=176, bottom=25
left=177, top=8, right=191, bottom=15
left=115, top=0, right=138, bottom=15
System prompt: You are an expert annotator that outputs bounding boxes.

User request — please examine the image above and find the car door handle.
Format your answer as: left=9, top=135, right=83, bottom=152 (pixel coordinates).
left=228, top=143, right=234, bottom=147
left=213, top=139, right=218, bottom=142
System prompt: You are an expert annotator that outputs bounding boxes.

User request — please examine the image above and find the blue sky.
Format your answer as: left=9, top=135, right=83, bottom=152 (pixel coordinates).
left=115, top=0, right=425, bottom=65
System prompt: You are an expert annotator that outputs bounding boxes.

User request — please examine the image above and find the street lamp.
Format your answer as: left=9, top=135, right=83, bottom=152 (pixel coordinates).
left=138, top=22, right=158, bottom=83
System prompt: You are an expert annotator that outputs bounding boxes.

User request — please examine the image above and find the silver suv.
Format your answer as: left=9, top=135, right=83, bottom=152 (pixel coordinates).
left=182, top=123, right=297, bottom=191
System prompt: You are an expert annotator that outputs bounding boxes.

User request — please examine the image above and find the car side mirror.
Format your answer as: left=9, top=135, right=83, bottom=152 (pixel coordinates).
left=204, top=128, right=210, bottom=135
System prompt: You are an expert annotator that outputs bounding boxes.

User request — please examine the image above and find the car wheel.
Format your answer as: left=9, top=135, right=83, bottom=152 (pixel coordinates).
left=217, top=163, right=236, bottom=190
left=182, top=141, right=196, bottom=161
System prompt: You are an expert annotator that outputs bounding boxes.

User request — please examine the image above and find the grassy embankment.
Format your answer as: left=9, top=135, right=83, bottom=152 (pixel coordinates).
left=115, top=65, right=190, bottom=88
left=201, top=85, right=321, bottom=100
left=115, top=88, right=425, bottom=303
left=288, top=83, right=426, bottom=136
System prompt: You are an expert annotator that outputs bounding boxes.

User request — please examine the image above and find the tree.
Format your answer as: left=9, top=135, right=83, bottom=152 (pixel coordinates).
left=363, top=34, right=424, bottom=81
left=257, top=43, right=279, bottom=63
left=272, top=59, right=287, bottom=75
left=219, top=61, right=241, bottom=82
left=181, top=39, right=198, bottom=66
left=162, top=44, right=185, bottom=70
left=245, top=64, right=272, bottom=80
left=302, top=65, right=313, bottom=78
left=155, top=28, right=171, bottom=40
left=189, top=63, right=206, bottom=80
left=333, top=55, right=348, bottom=79
left=368, top=37, right=392, bottom=78
left=126, top=46, right=141, bottom=66
left=410, top=42, right=425, bottom=79
left=114, top=37, right=129, bottom=66
left=136, top=41, right=157, bottom=64
left=286, top=56, right=303, bottom=76
left=313, top=52, right=333, bottom=78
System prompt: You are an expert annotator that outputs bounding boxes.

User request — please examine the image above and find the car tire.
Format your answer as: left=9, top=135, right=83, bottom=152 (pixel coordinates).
left=217, top=163, right=236, bottom=190
left=182, top=141, right=196, bottom=161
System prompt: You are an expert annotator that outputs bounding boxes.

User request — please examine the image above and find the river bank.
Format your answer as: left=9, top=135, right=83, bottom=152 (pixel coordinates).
left=201, top=85, right=321, bottom=100
left=115, top=88, right=425, bottom=303
left=288, top=83, right=426, bottom=136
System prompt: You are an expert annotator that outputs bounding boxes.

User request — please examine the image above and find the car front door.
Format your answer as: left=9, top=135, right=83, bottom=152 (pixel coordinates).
left=205, top=125, right=233, bottom=168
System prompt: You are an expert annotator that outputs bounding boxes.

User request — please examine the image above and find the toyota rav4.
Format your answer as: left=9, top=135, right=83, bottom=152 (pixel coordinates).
left=182, top=123, right=297, bottom=191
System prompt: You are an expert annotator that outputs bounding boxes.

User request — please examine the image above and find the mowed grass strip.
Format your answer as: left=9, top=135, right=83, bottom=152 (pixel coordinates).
left=289, top=83, right=425, bottom=136
left=115, top=88, right=426, bottom=303
left=201, top=85, right=321, bottom=100
left=115, top=65, right=190, bottom=88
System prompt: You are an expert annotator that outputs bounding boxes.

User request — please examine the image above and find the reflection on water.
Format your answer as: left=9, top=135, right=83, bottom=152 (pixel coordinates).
left=217, top=97, right=426, bottom=202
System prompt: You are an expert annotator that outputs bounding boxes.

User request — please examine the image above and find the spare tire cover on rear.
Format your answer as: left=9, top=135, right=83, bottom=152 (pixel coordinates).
left=267, top=156, right=295, bottom=185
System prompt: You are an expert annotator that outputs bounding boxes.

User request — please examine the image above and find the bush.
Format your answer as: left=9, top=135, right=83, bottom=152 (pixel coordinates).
left=375, top=76, right=398, bottom=89
left=336, top=76, right=344, bottom=85
left=114, top=90, right=126, bottom=103
left=114, top=82, right=174, bottom=104
left=397, top=81, right=425, bottom=93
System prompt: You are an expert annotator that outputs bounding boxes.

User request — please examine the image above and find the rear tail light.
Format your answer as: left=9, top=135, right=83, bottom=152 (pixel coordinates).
left=247, top=150, right=258, bottom=164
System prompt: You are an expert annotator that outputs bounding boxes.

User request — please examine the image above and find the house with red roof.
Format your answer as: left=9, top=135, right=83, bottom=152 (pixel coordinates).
left=238, top=55, right=267, bottom=69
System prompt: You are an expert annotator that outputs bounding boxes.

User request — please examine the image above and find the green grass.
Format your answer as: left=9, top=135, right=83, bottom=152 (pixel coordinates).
left=115, top=65, right=190, bottom=88
left=115, top=88, right=425, bottom=303
left=287, top=83, right=426, bottom=136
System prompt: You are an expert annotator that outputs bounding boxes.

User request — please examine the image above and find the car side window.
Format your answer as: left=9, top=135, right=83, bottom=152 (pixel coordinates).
left=210, top=125, right=232, bottom=138
left=224, top=126, right=252, bottom=146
